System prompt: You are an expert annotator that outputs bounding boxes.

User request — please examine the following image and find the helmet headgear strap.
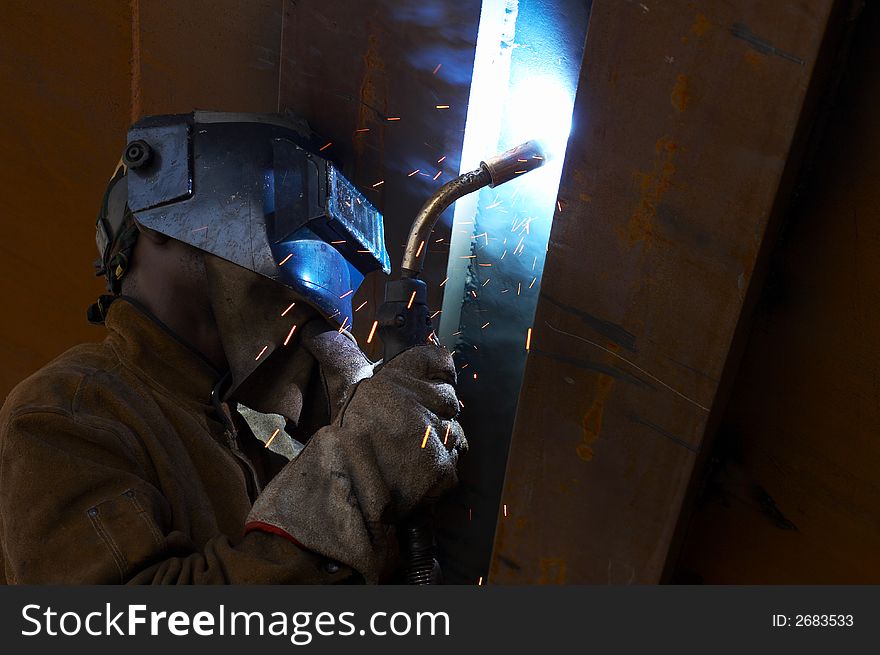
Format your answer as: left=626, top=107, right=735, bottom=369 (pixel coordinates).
left=88, top=161, right=140, bottom=325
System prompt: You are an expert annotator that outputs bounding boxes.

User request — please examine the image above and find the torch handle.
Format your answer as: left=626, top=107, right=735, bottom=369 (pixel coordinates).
left=377, top=276, right=441, bottom=585
left=376, top=277, right=434, bottom=362
left=376, top=142, right=545, bottom=585
left=399, top=511, right=441, bottom=585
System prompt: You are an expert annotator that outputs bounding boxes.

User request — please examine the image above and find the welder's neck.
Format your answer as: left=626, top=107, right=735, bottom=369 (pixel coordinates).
left=123, top=277, right=228, bottom=372
left=167, top=299, right=228, bottom=373
left=123, top=236, right=229, bottom=372
left=121, top=292, right=229, bottom=374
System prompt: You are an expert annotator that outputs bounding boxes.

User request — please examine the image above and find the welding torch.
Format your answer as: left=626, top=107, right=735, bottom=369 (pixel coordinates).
left=376, top=140, right=546, bottom=584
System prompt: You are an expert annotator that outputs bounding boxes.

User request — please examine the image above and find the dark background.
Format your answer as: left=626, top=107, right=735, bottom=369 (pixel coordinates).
left=1, top=0, right=877, bottom=584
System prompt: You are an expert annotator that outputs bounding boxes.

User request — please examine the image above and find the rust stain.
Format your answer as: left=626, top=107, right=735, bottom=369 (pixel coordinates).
left=538, top=558, right=567, bottom=584
left=623, top=137, right=678, bottom=244
left=671, top=74, right=690, bottom=112
left=354, top=29, right=386, bottom=165
left=576, top=373, right=615, bottom=462
left=489, top=511, right=508, bottom=582
left=744, top=49, right=764, bottom=70
left=691, top=13, right=711, bottom=37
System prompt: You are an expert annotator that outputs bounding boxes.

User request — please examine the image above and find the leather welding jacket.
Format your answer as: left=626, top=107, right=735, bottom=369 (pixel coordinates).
left=0, top=298, right=357, bottom=584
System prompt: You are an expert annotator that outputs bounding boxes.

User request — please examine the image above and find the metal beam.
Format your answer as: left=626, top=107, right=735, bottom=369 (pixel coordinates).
left=490, top=0, right=839, bottom=584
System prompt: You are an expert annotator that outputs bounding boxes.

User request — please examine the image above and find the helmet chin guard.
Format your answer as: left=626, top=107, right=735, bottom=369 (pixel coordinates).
left=122, top=111, right=390, bottom=328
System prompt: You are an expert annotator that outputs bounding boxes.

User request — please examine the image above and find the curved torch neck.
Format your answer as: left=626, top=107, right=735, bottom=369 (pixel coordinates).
left=399, top=140, right=546, bottom=277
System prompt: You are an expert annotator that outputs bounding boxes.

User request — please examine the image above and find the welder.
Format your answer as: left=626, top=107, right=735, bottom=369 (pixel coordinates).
left=0, top=111, right=466, bottom=584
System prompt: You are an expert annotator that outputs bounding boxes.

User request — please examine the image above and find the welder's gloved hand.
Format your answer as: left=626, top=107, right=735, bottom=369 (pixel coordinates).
left=246, top=342, right=467, bottom=584
left=298, top=324, right=377, bottom=422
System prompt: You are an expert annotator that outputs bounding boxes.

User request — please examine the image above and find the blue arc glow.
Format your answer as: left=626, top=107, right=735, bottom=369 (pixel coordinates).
left=432, top=0, right=589, bottom=584
left=438, top=0, right=583, bottom=347
left=506, top=75, right=575, bottom=162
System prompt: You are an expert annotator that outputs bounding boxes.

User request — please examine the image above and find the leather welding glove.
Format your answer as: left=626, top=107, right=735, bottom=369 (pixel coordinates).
left=245, top=333, right=467, bottom=584
left=299, top=324, right=378, bottom=423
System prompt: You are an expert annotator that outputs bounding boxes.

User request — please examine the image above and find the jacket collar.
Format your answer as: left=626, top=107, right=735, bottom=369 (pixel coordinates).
left=104, top=297, right=223, bottom=405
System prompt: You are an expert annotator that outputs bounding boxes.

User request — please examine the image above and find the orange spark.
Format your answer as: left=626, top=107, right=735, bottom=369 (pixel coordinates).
left=255, top=345, right=269, bottom=360
left=366, top=320, right=378, bottom=344
left=481, top=321, right=490, bottom=329
left=278, top=253, right=293, bottom=266
left=283, top=324, right=298, bottom=346
left=440, top=277, right=449, bottom=287
left=443, top=423, right=451, bottom=445
left=408, top=169, right=420, bottom=177
left=355, top=300, right=368, bottom=312
left=281, top=302, right=296, bottom=317
left=432, top=170, right=442, bottom=181
left=355, top=128, right=370, bottom=133
left=338, top=316, right=349, bottom=333
left=437, top=155, right=447, bottom=163
left=415, top=240, right=425, bottom=258
left=386, top=117, right=401, bottom=121
left=478, top=576, right=483, bottom=586
left=339, top=289, right=354, bottom=299
left=436, top=105, right=450, bottom=109
left=319, top=142, right=333, bottom=151
left=503, top=504, right=508, bottom=517
left=529, top=277, right=537, bottom=289
left=420, top=424, right=431, bottom=449
left=265, top=428, right=280, bottom=449
left=526, top=327, right=532, bottom=351
left=406, top=290, right=417, bottom=309
left=372, top=180, right=385, bottom=187
left=429, top=310, right=441, bottom=319
left=330, top=240, right=347, bottom=244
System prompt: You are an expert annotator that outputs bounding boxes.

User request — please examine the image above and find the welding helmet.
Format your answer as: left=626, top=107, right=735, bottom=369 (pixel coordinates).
left=95, top=111, right=390, bottom=328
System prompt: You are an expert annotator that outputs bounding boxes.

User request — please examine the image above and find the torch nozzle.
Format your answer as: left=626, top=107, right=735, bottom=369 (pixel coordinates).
left=400, top=140, right=546, bottom=276
left=479, top=139, right=547, bottom=188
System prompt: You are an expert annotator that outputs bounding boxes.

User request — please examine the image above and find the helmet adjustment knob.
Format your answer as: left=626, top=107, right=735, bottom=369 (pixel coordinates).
left=123, top=140, right=152, bottom=169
